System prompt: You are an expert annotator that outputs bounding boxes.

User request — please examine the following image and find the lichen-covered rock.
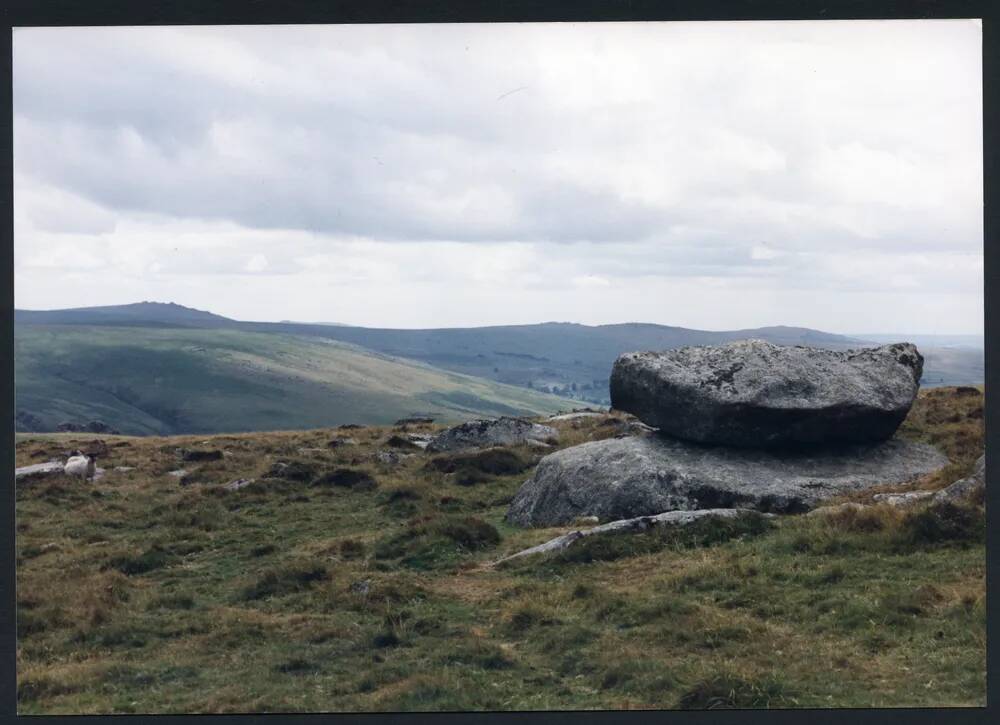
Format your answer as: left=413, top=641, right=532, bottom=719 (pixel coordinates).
left=871, top=491, right=935, bottom=507
left=610, top=340, right=923, bottom=447
left=933, top=454, right=985, bottom=505
left=14, top=461, right=64, bottom=483
left=426, top=417, right=558, bottom=453
left=506, top=434, right=947, bottom=527
left=495, top=508, right=765, bottom=565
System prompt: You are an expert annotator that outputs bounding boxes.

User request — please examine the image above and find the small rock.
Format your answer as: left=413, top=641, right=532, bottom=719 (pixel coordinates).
left=395, top=416, right=435, bottom=426
left=872, top=491, right=935, bottom=507
left=427, top=417, right=559, bottom=453
left=166, top=469, right=188, bottom=478
left=327, top=438, right=359, bottom=449
left=374, top=450, right=411, bottom=467
left=495, top=509, right=765, bottom=565
left=933, top=454, right=985, bottom=505
left=114, top=466, right=135, bottom=472
left=548, top=411, right=606, bottom=422
left=350, top=579, right=371, bottom=596
left=15, top=461, right=64, bottom=482
left=223, top=478, right=255, bottom=492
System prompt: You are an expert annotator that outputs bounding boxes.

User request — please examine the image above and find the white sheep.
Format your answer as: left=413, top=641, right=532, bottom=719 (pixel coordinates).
left=64, top=451, right=97, bottom=481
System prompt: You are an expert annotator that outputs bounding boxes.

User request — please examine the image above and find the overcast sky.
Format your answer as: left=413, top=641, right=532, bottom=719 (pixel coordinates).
left=13, top=20, right=983, bottom=333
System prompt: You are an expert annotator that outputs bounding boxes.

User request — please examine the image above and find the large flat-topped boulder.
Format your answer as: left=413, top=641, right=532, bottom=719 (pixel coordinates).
left=426, top=417, right=558, bottom=453
left=505, top=434, right=947, bottom=527
left=610, top=340, right=923, bottom=447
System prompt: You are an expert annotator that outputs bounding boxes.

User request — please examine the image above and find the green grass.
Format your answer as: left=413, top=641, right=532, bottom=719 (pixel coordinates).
left=14, top=324, right=572, bottom=436
left=14, top=389, right=986, bottom=713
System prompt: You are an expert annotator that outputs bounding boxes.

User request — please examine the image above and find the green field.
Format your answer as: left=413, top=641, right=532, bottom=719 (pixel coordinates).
left=14, top=325, right=572, bottom=435
left=14, top=387, right=985, bottom=713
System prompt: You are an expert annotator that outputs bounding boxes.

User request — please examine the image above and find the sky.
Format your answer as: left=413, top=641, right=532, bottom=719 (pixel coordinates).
left=12, top=20, right=983, bottom=333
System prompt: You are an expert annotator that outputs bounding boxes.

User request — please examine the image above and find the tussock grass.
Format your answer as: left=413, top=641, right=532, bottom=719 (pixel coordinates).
left=15, top=390, right=986, bottom=713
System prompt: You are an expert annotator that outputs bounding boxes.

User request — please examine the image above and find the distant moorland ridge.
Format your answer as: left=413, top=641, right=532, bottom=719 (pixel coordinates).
left=15, top=302, right=983, bottom=435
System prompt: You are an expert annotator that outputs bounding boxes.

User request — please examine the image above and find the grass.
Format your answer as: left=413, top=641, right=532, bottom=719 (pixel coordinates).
left=14, top=387, right=985, bottom=713
left=14, top=323, right=572, bottom=435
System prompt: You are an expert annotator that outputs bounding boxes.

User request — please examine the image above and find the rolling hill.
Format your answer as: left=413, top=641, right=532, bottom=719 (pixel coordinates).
left=14, top=325, right=571, bottom=436
left=16, top=303, right=984, bottom=409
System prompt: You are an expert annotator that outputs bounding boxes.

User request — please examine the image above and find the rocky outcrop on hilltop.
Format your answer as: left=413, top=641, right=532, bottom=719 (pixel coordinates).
left=427, top=417, right=558, bottom=453
left=610, top=340, right=922, bottom=447
left=509, top=340, right=944, bottom=527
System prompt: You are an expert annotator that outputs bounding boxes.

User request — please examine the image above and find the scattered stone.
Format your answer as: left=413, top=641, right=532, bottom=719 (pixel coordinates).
left=338, top=423, right=364, bottom=430
left=223, top=478, right=255, bottom=492
left=385, top=435, right=421, bottom=450
left=166, top=469, right=188, bottom=478
left=114, top=466, right=135, bottom=472
left=548, top=411, right=606, bottom=422
left=374, top=450, right=412, bottom=467
left=610, top=340, right=923, bottom=447
left=350, top=579, right=371, bottom=596
left=526, top=439, right=553, bottom=450
left=15, top=461, right=64, bottom=483
left=872, top=491, right=935, bottom=507
left=405, top=434, right=434, bottom=449
left=506, top=434, right=947, bottom=527
left=933, top=454, right=985, bottom=505
left=495, top=509, right=764, bottom=565
left=327, top=438, right=359, bottom=449
left=427, top=417, right=559, bottom=453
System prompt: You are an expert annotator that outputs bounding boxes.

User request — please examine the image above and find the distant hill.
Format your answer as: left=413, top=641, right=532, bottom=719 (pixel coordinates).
left=14, top=301, right=232, bottom=327
left=16, top=303, right=983, bottom=416
left=14, top=325, right=570, bottom=435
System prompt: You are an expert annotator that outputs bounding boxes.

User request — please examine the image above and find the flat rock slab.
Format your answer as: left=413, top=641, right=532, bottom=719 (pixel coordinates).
left=933, top=454, right=985, bottom=505
left=495, top=508, right=763, bottom=565
left=548, top=411, right=606, bottom=422
left=506, top=434, right=948, bottom=527
left=610, top=340, right=922, bottom=447
left=15, top=461, right=64, bottom=482
left=427, top=417, right=559, bottom=453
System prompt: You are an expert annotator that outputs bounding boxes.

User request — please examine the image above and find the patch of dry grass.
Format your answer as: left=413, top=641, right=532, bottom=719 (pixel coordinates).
left=15, top=390, right=986, bottom=712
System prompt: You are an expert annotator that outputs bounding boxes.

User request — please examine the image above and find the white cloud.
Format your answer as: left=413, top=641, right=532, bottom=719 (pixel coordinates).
left=11, top=20, right=983, bottom=333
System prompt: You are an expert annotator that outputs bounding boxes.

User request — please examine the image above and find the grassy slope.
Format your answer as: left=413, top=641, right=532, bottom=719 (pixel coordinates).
left=14, top=387, right=985, bottom=713
left=14, top=325, right=571, bottom=435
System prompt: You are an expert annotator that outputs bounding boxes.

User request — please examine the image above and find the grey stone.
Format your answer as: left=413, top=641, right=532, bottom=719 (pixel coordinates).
left=166, top=469, right=188, bottom=478
left=495, top=508, right=765, bottom=565
left=223, top=478, right=255, bottom=492
left=374, top=450, right=412, bottom=466
left=548, top=411, right=606, bottom=422
left=506, top=434, right=947, bottom=527
left=933, top=454, right=985, bottom=505
left=15, top=461, right=64, bottom=482
left=427, top=417, right=559, bottom=453
left=610, top=340, right=923, bottom=447
left=871, top=491, right=935, bottom=507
